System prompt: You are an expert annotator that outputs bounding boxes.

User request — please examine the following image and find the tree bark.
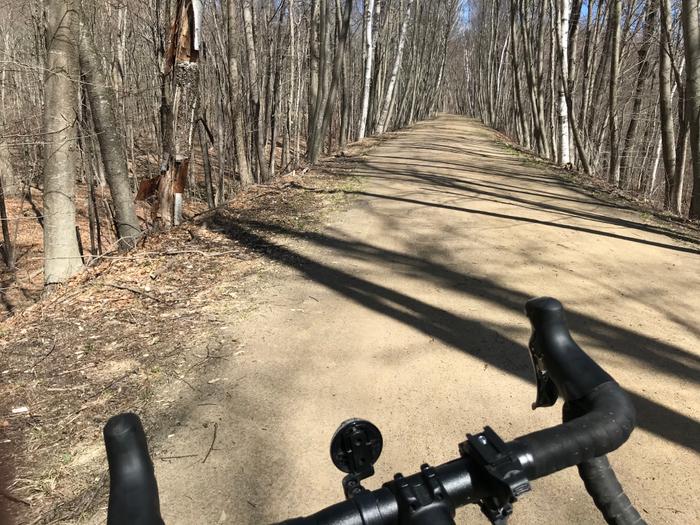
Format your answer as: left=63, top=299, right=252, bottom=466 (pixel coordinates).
left=340, top=35, right=351, bottom=149
left=619, top=1, right=655, bottom=187
left=558, top=0, right=571, bottom=165
left=608, top=0, right=622, bottom=185
left=43, top=0, right=83, bottom=285
left=198, top=119, right=214, bottom=208
left=242, top=0, right=269, bottom=182
left=308, top=0, right=353, bottom=163
left=358, top=0, right=375, bottom=139
left=308, top=0, right=320, bottom=145
left=376, top=0, right=414, bottom=134
left=557, top=0, right=591, bottom=175
left=510, top=0, right=531, bottom=149
left=78, top=18, right=140, bottom=249
left=659, top=0, right=678, bottom=212
left=0, top=173, right=13, bottom=269
left=518, top=0, right=550, bottom=158
left=228, top=0, right=254, bottom=188
left=682, top=0, right=700, bottom=217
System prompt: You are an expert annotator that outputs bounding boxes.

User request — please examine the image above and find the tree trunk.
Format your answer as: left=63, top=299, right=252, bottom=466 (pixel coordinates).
left=518, top=0, right=550, bottom=158
left=619, top=1, right=655, bottom=187
left=340, top=36, right=351, bottom=150
left=307, top=0, right=333, bottom=162
left=308, top=0, right=320, bottom=144
left=159, top=0, right=202, bottom=226
left=242, top=0, right=269, bottom=182
left=0, top=173, right=13, bottom=269
left=510, top=1, right=531, bottom=149
left=285, top=0, right=296, bottom=169
left=608, top=0, right=622, bottom=185
left=43, top=0, right=83, bottom=285
left=376, top=0, right=414, bottom=134
left=557, top=0, right=591, bottom=175
left=368, top=0, right=383, bottom=134
left=358, top=0, right=376, bottom=139
left=78, top=18, right=140, bottom=249
left=198, top=120, right=214, bottom=208
left=308, top=0, right=353, bottom=164
left=558, top=0, right=571, bottom=165
left=659, top=0, right=678, bottom=212
left=682, top=0, right=700, bottom=217
left=228, top=0, right=254, bottom=188
left=269, top=6, right=286, bottom=178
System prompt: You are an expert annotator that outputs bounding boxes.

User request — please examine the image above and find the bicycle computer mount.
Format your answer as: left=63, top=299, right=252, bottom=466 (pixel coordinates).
left=329, top=419, right=531, bottom=524
left=330, top=418, right=383, bottom=498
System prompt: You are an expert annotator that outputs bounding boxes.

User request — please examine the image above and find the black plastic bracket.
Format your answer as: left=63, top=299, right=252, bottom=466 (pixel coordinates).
left=330, top=419, right=383, bottom=499
left=387, top=464, right=456, bottom=525
left=460, top=427, right=531, bottom=525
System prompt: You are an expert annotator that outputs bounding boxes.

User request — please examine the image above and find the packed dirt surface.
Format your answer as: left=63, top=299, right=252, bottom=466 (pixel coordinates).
left=5, top=115, right=700, bottom=524
left=148, top=116, right=699, bottom=524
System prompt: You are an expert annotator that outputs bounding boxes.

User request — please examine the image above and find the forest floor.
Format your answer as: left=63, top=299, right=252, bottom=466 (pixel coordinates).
left=2, top=115, right=700, bottom=524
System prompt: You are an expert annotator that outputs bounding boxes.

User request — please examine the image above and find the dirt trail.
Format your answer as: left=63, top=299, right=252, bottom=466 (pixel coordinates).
left=146, top=116, right=699, bottom=524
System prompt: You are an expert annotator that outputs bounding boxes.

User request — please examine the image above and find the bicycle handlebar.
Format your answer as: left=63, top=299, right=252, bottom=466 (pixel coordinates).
left=103, top=297, right=637, bottom=525
left=104, top=413, right=164, bottom=525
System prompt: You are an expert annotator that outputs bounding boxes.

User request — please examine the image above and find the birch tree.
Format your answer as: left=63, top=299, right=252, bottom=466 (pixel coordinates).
left=358, top=0, right=376, bottom=139
left=558, top=0, right=570, bottom=166
left=453, top=0, right=694, bottom=216
left=376, top=0, right=414, bottom=135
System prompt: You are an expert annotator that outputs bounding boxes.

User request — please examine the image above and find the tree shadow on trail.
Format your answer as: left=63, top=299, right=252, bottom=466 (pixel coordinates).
left=203, top=214, right=700, bottom=454
left=315, top=156, right=700, bottom=253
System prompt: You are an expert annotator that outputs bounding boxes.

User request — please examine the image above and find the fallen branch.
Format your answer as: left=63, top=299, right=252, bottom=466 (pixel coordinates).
left=31, top=343, right=57, bottom=368
left=104, top=283, right=173, bottom=304
left=1, top=490, right=30, bottom=507
left=202, top=422, right=218, bottom=464
left=160, top=454, right=198, bottom=461
left=86, top=372, right=132, bottom=400
left=169, top=374, right=200, bottom=392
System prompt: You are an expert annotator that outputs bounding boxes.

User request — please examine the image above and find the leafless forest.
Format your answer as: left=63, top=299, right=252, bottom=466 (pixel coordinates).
left=457, top=0, right=700, bottom=220
left=0, top=0, right=699, bottom=291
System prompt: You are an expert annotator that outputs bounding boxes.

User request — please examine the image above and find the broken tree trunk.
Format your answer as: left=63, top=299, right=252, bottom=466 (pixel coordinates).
left=159, top=0, right=202, bottom=227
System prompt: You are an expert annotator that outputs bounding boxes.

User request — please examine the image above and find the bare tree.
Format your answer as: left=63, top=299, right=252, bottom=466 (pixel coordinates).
left=452, top=0, right=696, bottom=215
left=228, top=0, right=253, bottom=188
left=619, top=1, right=655, bottom=188
left=682, top=0, right=700, bottom=217
left=43, top=0, right=83, bottom=285
left=0, top=172, right=13, bottom=269
left=0, top=0, right=465, bottom=290
left=242, top=0, right=269, bottom=182
left=659, top=0, right=679, bottom=212
left=607, top=0, right=621, bottom=185
left=78, top=17, right=140, bottom=248
left=308, top=0, right=353, bottom=163
left=376, top=0, right=414, bottom=135
left=358, top=0, right=376, bottom=139
left=558, top=0, right=570, bottom=166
